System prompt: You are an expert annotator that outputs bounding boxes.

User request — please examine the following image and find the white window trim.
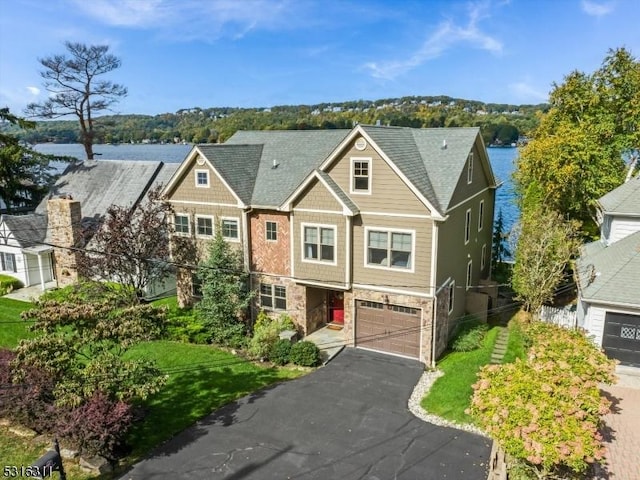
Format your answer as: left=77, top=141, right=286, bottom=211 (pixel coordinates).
left=265, top=221, right=278, bottom=242
left=173, top=213, right=191, bottom=236
left=260, top=283, right=287, bottom=311
left=364, top=226, right=416, bottom=273
left=195, top=214, right=214, bottom=238
left=301, top=222, right=338, bottom=266
left=464, top=208, right=471, bottom=245
left=466, top=260, right=473, bottom=291
left=221, top=216, right=241, bottom=242
left=481, top=244, right=487, bottom=270
left=195, top=169, right=210, bottom=188
left=478, top=199, right=484, bottom=231
left=350, top=157, right=372, bottom=195
left=448, top=280, right=455, bottom=314
left=467, top=152, right=474, bottom=184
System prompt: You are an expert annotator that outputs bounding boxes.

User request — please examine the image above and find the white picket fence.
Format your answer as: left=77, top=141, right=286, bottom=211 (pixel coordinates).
left=538, top=305, right=578, bottom=329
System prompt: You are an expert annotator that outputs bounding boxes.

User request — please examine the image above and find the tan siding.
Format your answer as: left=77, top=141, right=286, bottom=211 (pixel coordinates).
left=249, top=210, right=290, bottom=276
left=436, top=188, right=495, bottom=318
left=169, top=155, right=238, bottom=205
left=325, top=137, right=431, bottom=216
left=172, top=205, right=243, bottom=249
left=292, top=211, right=346, bottom=285
left=293, top=178, right=342, bottom=212
left=448, top=142, right=492, bottom=208
left=352, top=214, right=433, bottom=290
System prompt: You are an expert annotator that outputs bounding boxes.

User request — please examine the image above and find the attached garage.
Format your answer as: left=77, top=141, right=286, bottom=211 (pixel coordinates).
left=355, top=300, right=421, bottom=359
left=603, top=311, right=640, bottom=367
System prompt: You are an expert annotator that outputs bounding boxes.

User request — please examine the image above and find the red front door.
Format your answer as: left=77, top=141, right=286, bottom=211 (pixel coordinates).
left=329, top=292, right=344, bottom=324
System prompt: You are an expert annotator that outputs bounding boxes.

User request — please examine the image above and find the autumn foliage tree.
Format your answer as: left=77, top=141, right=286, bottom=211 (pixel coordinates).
left=77, top=185, right=174, bottom=300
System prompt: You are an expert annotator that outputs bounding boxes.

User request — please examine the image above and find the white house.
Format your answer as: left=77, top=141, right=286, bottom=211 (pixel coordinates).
left=576, top=176, right=640, bottom=367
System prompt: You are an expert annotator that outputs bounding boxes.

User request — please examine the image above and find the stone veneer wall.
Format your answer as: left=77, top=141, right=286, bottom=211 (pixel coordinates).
left=48, top=198, right=82, bottom=287
left=433, top=288, right=451, bottom=360
left=343, top=288, right=435, bottom=365
left=250, top=274, right=307, bottom=333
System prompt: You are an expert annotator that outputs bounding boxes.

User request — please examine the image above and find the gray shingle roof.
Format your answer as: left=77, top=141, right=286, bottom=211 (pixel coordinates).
left=225, top=130, right=350, bottom=206
left=196, top=144, right=263, bottom=204
left=598, top=176, right=640, bottom=216
left=315, top=170, right=359, bottom=215
left=36, top=160, right=172, bottom=219
left=1, top=214, right=47, bottom=247
left=577, top=230, right=640, bottom=307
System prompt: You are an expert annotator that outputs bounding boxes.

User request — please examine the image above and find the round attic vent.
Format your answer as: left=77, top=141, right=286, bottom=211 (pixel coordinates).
left=196, top=156, right=205, bottom=165
left=355, top=138, right=367, bottom=150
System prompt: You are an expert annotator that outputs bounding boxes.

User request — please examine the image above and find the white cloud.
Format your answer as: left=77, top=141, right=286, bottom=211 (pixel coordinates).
left=69, top=0, right=292, bottom=40
left=26, top=86, right=40, bottom=96
left=508, top=81, right=548, bottom=103
left=581, top=0, right=615, bottom=17
left=364, top=1, right=503, bottom=80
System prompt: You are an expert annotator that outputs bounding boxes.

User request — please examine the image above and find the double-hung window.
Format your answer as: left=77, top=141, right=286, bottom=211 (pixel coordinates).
left=260, top=283, right=287, bottom=310
left=467, top=152, right=473, bottom=184
left=196, top=216, right=213, bottom=237
left=303, top=225, right=335, bottom=263
left=195, top=169, right=209, bottom=187
left=266, top=221, right=278, bottom=241
left=366, top=229, right=413, bottom=270
left=0, top=252, right=16, bottom=273
left=174, top=214, right=190, bottom=235
left=464, top=209, right=471, bottom=245
left=221, top=218, right=239, bottom=241
left=351, top=158, right=371, bottom=193
left=478, top=200, right=484, bottom=231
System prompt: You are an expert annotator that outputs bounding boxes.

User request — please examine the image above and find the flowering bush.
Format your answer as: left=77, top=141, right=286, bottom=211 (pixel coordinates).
left=468, top=321, right=616, bottom=478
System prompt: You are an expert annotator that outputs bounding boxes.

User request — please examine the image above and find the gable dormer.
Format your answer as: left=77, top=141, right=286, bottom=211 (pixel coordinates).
left=597, top=177, right=640, bottom=245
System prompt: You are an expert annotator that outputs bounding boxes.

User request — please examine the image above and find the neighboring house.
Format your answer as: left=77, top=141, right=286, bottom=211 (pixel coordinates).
left=0, top=159, right=179, bottom=296
left=576, top=176, right=640, bottom=367
left=165, top=124, right=497, bottom=365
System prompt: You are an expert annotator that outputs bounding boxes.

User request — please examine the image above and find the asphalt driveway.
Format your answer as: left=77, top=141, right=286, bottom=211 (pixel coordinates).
left=121, top=348, right=490, bottom=479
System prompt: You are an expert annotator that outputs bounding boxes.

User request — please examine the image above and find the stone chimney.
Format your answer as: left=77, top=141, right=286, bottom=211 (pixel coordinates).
left=48, top=196, right=82, bottom=287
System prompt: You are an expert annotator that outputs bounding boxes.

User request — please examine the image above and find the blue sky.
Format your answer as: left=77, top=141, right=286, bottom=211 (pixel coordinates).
left=1, top=0, right=639, bottom=116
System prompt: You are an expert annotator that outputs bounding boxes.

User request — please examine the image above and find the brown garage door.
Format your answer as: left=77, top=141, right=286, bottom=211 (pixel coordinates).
left=603, top=312, right=640, bottom=367
left=355, top=300, right=421, bottom=359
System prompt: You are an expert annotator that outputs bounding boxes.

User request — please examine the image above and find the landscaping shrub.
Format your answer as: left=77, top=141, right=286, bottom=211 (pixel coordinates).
left=0, top=348, right=57, bottom=433
left=468, top=320, right=616, bottom=478
left=289, top=341, right=320, bottom=367
left=166, top=314, right=211, bottom=344
left=248, top=311, right=296, bottom=360
left=0, top=275, right=22, bottom=295
left=57, top=391, right=134, bottom=460
left=268, top=339, right=292, bottom=366
left=450, top=318, right=489, bottom=352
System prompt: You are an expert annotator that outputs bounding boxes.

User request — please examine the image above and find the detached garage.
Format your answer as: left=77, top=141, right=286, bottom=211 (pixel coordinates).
left=355, top=300, right=422, bottom=360
left=603, top=312, right=640, bottom=367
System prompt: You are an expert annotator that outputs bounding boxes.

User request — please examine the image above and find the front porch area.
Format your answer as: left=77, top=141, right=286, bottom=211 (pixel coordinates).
left=2, top=280, right=58, bottom=302
left=304, top=324, right=349, bottom=365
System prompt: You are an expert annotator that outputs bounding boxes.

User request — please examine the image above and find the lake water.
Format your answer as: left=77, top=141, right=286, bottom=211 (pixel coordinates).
left=34, top=143, right=520, bottom=233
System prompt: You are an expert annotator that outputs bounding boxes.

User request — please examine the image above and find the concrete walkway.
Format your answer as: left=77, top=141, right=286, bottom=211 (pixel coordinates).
left=2, top=281, right=57, bottom=302
left=304, top=325, right=348, bottom=364
left=597, top=366, right=640, bottom=480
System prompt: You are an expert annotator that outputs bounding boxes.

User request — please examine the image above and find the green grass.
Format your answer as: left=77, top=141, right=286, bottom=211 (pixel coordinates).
left=421, top=326, right=499, bottom=425
left=124, top=340, right=304, bottom=461
left=502, top=318, right=527, bottom=364
left=0, top=298, right=34, bottom=348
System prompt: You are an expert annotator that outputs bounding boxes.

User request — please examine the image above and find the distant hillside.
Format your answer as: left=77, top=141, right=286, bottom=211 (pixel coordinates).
left=3, top=95, right=547, bottom=146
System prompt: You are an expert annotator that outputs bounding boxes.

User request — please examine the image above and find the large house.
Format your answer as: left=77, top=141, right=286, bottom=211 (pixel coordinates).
left=163, top=125, right=497, bottom=364
left=576, top=176, right=640, bottom=367
left=0, top=159, right=179, bottom=296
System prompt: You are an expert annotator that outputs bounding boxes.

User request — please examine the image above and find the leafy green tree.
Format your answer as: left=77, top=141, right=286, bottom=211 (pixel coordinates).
left=516, top=48, right=640, bottom=235
left=491, top=208, right=510, bottom=268
left=26, top=42, right=127, bottom=160
left=0, top=108, right=64, bottom=212
left=511, top=208, right=580, bottom=313
left=196, top=228, right=252, bottom=347
left=14, top=282, right=167, bottom=408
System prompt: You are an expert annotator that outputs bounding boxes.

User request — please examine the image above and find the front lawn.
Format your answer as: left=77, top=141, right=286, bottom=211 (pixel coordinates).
left=0, top=298, right=34, bottom=348
left=124, top=340, right=303, bottom=461
left=421, top=326, right=500, bottom=425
